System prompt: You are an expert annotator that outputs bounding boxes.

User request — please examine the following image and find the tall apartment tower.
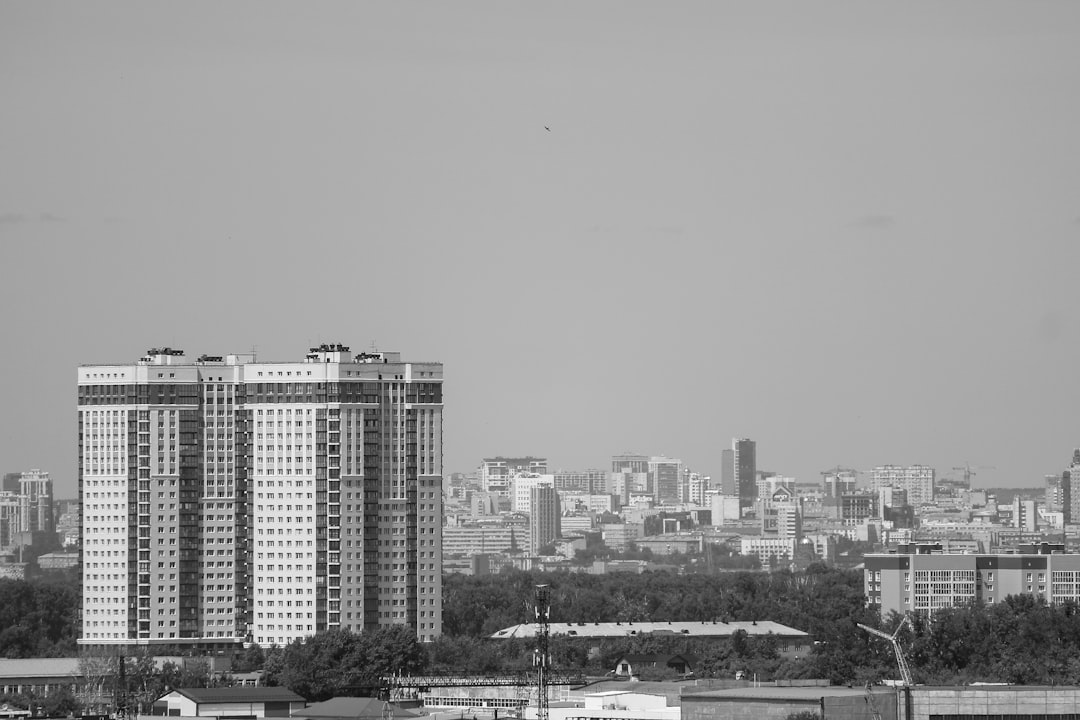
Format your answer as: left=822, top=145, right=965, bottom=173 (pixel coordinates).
left=1062, top=450, right=1080, bottom=524
left=19, top=469, right=55, bottom=536
left=529, top=485, right=561, bottom=553
left=732, top=439, right=757, bottom=508
left=78, top=344, right=443, bottom=649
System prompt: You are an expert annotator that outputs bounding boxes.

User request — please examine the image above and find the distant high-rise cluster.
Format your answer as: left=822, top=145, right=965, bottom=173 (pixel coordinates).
left=79, top=344, right=443, bottom=648
left=0, top=469, right=55, bottom=548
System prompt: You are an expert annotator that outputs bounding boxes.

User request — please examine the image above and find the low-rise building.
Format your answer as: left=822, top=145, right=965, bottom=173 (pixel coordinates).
left=151, top=687, right=305, bottom=718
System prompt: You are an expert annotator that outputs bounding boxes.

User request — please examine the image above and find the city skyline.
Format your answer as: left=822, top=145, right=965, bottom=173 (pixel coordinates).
left=4, top=3, right=1080, bottom=497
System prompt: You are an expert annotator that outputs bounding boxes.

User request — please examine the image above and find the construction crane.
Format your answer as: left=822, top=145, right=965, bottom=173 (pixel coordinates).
left=953, top=464, right=996, bottom=491
left=857, top=615, right=912, bottom=686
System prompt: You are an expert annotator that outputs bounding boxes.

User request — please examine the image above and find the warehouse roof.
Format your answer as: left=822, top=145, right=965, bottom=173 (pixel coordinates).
left=682, top=686, right=882, bottom=701
left=0, top=659, right=82, bottom=679
left=167, top=687, right=305, bottom=704
left=490, top=620, right=808, bottom=640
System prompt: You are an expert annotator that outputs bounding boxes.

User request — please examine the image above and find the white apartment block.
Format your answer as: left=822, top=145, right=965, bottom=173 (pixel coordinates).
left=871, top=464, right=935, bottom=506
left=442, top=525, right=521, bottom=556
left=78, top=343, right=443, bottom=649
left=740, top=536, right=797, bottom=565
left=479, top=457, right=547, bottom=497
left=511, top=474, right=554, bottom=514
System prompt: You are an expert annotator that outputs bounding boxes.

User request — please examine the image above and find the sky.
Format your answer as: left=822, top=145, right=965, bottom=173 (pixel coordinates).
left=2, top=2, right=1080, bottom=499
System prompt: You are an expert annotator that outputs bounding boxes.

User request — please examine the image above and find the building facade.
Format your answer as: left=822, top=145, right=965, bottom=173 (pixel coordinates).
left=865, top=545, right=1080, bottom=616
left=553, top=470, right=607, bottom=494
left=611, top=455, right=649, bottom=504
left=871, top=465, right=935, bottom=506
left=18, top=470, right=54, bottom=537
left=529, top=486, right=561, bottom=552
left=479, top=457, right=547, bottom=497
left=733, top=439, right=756, bottom=508
left=78, top=344, right=443, bottom=649
left=648, top=457, right=683, bottom=505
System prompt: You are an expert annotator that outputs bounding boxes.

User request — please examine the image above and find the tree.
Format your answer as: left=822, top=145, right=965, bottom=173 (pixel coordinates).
left=77, top=649, right=117, bottom=714
left=41, top=687, right=79, bottom=718
left=232, top=644, right=266, bottom=673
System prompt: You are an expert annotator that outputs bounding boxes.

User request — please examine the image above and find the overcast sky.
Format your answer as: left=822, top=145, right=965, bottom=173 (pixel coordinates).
left=3, top=2, right=1080, bottom=498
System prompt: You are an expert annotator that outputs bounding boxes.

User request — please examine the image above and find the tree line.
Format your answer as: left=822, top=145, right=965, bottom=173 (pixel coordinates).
left=16, top=564, right=1080, bottom=702
left=0, top=574, right=79, bottom=657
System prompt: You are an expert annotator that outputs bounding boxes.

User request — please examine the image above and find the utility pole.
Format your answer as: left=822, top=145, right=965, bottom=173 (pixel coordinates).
left=534, top=585, right=551, bottom=720
left=115, top=652, right=128, bottom=719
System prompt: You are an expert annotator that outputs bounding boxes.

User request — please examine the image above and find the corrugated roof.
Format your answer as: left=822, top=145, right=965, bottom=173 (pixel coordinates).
left=490, top=621, right=807, bottom=640
left=171, top=687, right=305, bottom=704
left=682, top=686, right=883, bottom=701
left=297, top=697, right=420, bottom=719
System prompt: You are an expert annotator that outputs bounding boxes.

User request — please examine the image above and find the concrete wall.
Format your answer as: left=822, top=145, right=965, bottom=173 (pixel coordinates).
left=682, top=697, right=822, bottom=720
left=826, top=692, right=898, bottom=720
left=682, top=689, right=897, bottom=720
left=909, top=687, right=1080, bottom=720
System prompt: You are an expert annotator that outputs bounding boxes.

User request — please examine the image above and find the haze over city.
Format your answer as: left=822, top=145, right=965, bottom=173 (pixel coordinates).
left=3, top=2, right=1080, bottom=498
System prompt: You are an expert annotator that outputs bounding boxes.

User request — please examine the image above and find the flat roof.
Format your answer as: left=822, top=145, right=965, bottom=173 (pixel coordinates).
left=491, top=621, right=807, bottom=640
left=0, top=659, right=82, bottom=679
left=682, top=687, right=884, bottom=701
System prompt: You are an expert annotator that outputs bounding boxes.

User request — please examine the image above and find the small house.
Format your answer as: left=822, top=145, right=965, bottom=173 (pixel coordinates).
left=612, top=654, right=696, bottom=679
left=152, top=687, right=306, bottom=718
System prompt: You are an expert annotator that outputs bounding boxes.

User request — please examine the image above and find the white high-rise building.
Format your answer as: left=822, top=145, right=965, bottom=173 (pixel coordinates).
left=78, top=343, right=443, bottom=648
left=479, top=457, right=546, bottom=497
left=511, top=474, right=554, bottom=514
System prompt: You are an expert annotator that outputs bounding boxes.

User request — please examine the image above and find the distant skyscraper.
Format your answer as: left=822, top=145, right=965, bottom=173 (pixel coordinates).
left=19, top=469, right=54, bottom=537
left=649, top=456, right=683, bottom=504
left=529, top=485, right=561, bottom=552
left=1062, top=450, right=1080, bottom=523
left=720, top=449, right=735, bottom=496
left=0, top=492, right=20, bottom=547
left=79, top=344, right=443, bottom=648
left=733, top=439, right=757, bottom=508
